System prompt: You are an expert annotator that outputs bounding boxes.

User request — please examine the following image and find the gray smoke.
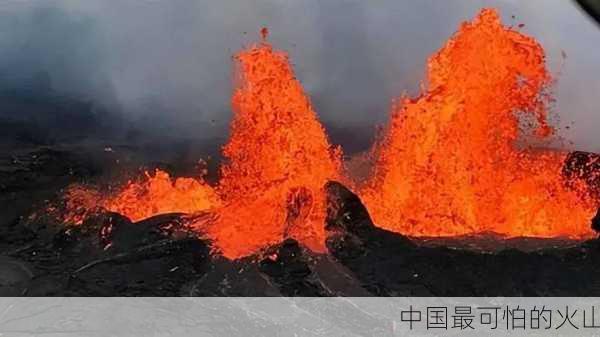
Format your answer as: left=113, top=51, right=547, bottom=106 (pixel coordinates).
left=0, top=0, right=599, bottom=152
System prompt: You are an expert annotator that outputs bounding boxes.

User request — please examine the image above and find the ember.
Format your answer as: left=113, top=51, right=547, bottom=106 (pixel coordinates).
left=63, top=8, right=597, bottom=259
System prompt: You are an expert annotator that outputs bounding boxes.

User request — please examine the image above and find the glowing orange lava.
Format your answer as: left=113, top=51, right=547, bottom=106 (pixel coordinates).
left=62, top=9, right=598, bottom=259
left=63, top=33, right=341, bottom=259
left=63, top=169, right=220, bottom=224
left=360, top=9, right=596, bottom=238
left=203, top=34, right=342, bottom=258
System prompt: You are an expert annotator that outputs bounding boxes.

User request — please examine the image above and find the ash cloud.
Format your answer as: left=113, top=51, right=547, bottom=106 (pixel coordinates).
left=0, top=0, right=599, bottom=152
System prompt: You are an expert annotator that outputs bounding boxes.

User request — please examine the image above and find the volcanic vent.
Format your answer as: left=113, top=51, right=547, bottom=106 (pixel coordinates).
left=56, top=9, right=598, bottom=262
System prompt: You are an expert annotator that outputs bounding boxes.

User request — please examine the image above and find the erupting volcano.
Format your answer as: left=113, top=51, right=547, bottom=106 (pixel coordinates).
left=62, top=8, right=597, bottom=260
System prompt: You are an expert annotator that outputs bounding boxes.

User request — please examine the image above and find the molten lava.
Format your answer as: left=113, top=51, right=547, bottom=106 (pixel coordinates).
left=361, top=9, right=596, bottom=238
left=63, top=33, right=341, bottom=259
left=62, top=9, right=598, bottom=259
left=204, top=34, right=342, bottom=258
left=104, top=170, right=220, bottom=221
left=64, top=169, right=220, bottom=224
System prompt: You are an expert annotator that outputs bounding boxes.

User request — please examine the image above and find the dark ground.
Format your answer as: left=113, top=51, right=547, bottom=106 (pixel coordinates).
left=1, top=143, right=600, bottom=296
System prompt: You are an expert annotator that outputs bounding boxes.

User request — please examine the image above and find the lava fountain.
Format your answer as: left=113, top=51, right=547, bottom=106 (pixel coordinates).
left=62, top=9, right=597, bottom=260
left=360, top=9, right=596, bottom=238
left=205, top=30, right=342, bottom=258
left=63, top=31, right=341, bottom=259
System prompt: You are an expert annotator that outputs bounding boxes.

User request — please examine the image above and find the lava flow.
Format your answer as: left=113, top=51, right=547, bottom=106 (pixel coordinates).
left=360, top=9, right=597, bottom=238
left=62, top=8, right=598, bottom=259
left=63, top=169, right=220, bottom=225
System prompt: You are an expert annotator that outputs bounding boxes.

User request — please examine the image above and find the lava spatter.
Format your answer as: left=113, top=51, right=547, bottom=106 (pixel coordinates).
left=207, top=36, right=342, bottom=258
left=63, top=169, right=220, bottom=224
left=361, top=9, right=596, bottom=238
left=63, top=10, right=597, bottom=260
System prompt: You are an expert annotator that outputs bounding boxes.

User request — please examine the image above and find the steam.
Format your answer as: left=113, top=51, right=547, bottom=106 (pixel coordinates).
left=0, top=0, right=599, bottom=151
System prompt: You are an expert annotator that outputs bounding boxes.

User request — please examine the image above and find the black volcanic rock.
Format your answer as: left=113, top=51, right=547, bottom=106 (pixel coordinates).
left=53, top=212, right=132, bottom=253
left=0, top=257, right=33, bottom=296
left=325, top=181, right=377, bottom=235
left=185, top=237, right=372, bottom=296
left=325, top=181, right=428, bottom=295
left=186, top=239, right=328, bottom=297
left=12, top=212, right=210, bottom=296
left=54, top=212, right=204, bottom=255
left=183, top=255, right=283, bottom=296
left=325, top=181, right=415, bottom=261
left=592, top=209, right=600, bottom=234
left=258, top=239, right=327, bottom=296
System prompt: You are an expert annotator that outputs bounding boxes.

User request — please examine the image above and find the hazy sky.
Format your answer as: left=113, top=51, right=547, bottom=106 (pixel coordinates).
left=1, top=0, right=599, bottom=151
